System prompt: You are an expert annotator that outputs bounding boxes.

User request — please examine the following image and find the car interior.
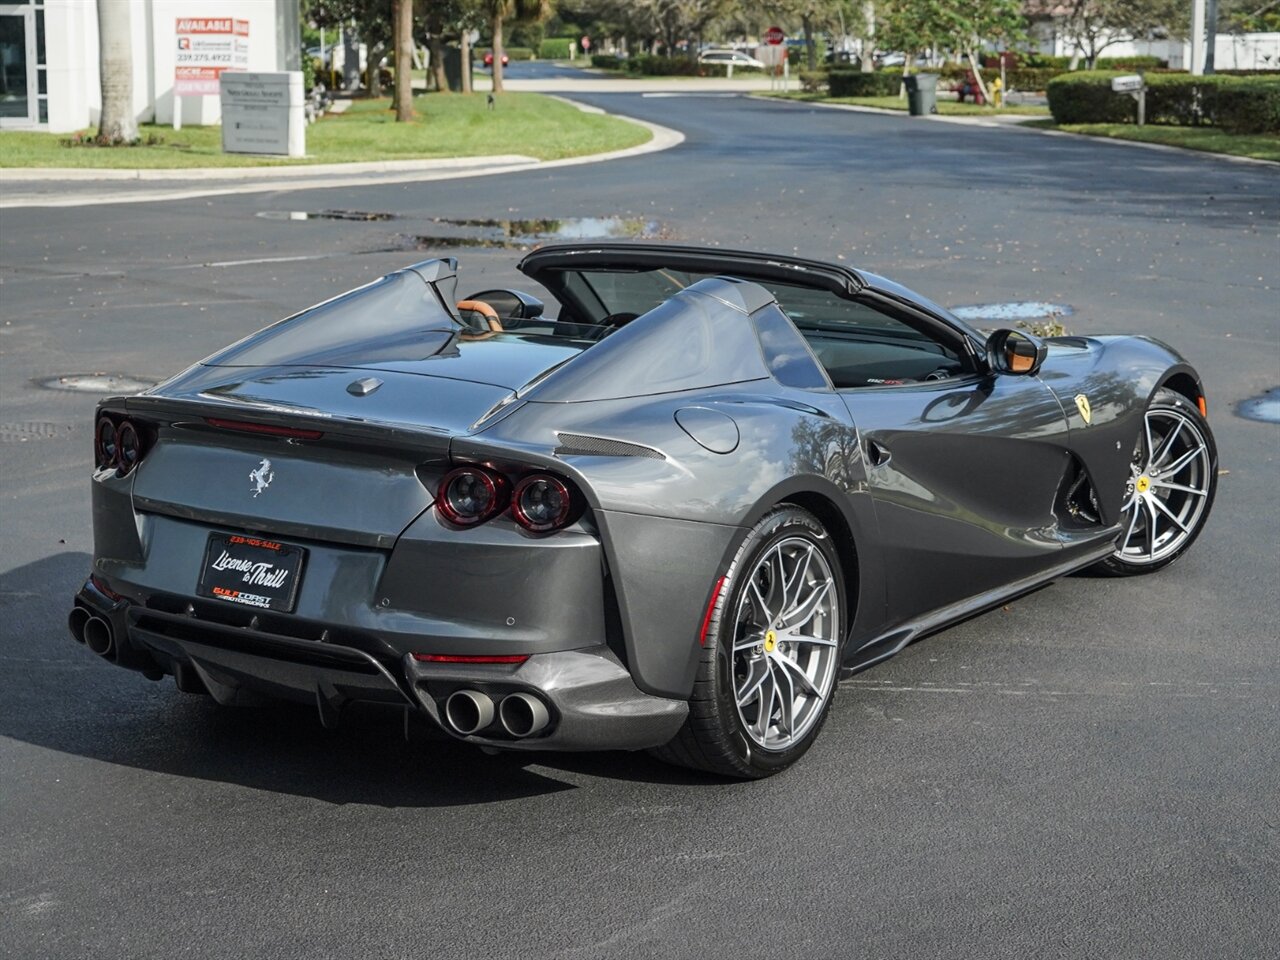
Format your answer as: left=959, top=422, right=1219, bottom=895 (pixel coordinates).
left=461, top=266, right=973, bottom=389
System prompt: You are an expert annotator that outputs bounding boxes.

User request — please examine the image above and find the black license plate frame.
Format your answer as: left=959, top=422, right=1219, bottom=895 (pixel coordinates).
left=196, top=533, right=307, bottom=613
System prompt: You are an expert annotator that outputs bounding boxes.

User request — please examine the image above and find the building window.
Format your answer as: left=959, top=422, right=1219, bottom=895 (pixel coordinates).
left=0, top=0, right=45, bottom=127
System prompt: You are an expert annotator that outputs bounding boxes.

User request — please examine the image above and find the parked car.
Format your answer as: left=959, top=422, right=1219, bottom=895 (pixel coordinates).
left=70, top=244, right=1217, bottom=779
left=698, top=49, right=765, bottom=69
left=825, top=49, right=861, bottom=67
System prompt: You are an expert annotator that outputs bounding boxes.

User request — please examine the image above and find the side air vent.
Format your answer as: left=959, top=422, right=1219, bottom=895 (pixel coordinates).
left=554, top=433, right=665, bottom=460
left=1055, top=453, right=1103, bottom=528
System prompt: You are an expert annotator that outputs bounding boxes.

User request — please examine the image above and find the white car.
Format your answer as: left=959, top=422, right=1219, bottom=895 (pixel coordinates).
left=698, top=49, right=765, bottom=69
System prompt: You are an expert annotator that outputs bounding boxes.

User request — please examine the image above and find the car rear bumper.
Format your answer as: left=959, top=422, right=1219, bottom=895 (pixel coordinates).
left=70, top=579, right=687, bottom=752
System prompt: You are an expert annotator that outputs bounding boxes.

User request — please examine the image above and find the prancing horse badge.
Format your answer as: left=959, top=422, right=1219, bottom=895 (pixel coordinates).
left=1074, top=394, right=1093, bottom=425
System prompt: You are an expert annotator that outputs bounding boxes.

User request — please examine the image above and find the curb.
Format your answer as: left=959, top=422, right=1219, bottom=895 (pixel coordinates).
left=0, top=153, right=540, bottom=182
left=0, top=108, right=684, bottom=209
left=1013, top=124, right=1280, bottom=167
left=755, top=94, right=1279, bottom=166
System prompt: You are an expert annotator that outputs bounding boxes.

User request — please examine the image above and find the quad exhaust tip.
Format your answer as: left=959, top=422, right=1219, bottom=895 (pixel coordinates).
left=68, top=607, right=90, bottom=645
left=499, top=692, right=550, bottom=739
left=443, top=689, right=495, bottom=736
left=83, top=615, right=115, bottom=658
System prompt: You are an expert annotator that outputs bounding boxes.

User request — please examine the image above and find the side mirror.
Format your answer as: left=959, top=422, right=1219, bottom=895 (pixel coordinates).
left=986, top=328, right=1047, bottom=376
left=463, top=288, right=545, bottom=322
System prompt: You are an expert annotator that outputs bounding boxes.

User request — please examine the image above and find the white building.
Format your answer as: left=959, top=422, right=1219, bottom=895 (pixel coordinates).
left=0, top=0, right=296, bottom=133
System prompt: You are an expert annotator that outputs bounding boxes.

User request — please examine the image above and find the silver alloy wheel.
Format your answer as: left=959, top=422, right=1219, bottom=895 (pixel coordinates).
left=731, top=536, right=839, bottom=752
left=1115, top=407, right=1212, bottom=565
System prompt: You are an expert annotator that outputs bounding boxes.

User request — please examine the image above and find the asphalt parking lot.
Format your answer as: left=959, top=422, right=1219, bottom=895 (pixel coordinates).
left=2, top=88, right=1277, bottom=959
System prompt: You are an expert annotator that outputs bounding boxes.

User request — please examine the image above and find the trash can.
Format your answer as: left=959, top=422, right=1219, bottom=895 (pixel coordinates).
left=903, top=73, right=938, bottom=116
left=443, top=46, right=472, bottom=92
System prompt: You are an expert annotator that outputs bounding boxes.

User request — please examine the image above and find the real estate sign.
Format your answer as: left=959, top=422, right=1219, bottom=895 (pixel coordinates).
left=175, top=17, right=250, bottom=95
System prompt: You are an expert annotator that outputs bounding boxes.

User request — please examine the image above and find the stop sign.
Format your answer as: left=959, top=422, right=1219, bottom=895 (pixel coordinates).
left=581, top=35, right=591, bottom=51
left=764, top=25, right=785, bottom=45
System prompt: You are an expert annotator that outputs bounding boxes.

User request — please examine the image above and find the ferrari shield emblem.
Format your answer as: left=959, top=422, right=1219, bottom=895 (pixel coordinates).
left=1074, top=394, right=1093, bottom=425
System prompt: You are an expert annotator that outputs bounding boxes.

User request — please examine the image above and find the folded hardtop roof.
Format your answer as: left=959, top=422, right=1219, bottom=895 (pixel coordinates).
left=518, top=243, right=868, bottom=297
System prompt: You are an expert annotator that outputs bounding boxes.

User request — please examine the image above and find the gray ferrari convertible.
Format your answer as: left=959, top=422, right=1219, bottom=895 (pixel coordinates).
left=69, top=244, right=1217, bottom=778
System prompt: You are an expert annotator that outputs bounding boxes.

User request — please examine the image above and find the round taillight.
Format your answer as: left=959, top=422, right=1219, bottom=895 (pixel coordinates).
left=512, top=474, right=573, bottom=532
left=95, top=417, right=117, bottom=470
left=116, top=420, right=141, bottom=475
left=437, top=467, right=507, bottom=526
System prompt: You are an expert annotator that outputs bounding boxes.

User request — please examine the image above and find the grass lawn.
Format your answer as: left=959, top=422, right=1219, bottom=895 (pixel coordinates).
left=1025, top=120, right=1280, bottom=163
left=765, top=91, right=1050, bottom=116
left=0, top=92, right=650, bottom=169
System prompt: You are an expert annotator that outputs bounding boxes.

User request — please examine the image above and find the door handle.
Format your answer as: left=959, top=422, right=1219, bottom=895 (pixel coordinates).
left=866, top=439, right=892, bottom=467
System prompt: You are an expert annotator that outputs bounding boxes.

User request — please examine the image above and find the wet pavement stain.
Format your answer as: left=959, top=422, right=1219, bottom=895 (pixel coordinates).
left=0, top=422, right=78, bottom=442
left=1237, top=387, right=1280, bottom=424
left=949, top=301, right=1074, bottom=322
left=404, top=216, right=668, bottom=250
left=256, top=210, right=399, bottom=221
left=35, top=374, right=156, bottom=394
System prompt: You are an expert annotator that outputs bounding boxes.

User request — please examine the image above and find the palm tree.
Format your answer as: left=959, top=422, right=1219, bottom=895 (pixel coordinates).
left=97, top=0, right=138, bottom=140
left=486, top=0, right=550, bottom=94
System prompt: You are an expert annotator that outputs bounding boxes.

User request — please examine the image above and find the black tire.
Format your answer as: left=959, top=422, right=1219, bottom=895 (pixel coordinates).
left=650, top=505, right=845, bottom=779
left=1093, top=387, right=1218, bottom=577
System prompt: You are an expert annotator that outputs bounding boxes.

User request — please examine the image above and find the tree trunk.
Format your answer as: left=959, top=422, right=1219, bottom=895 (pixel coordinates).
left=393, top=0, right=413, bottom=120
left=861, top=2, right=875, bottom=72
left=461, top=30, right=472, bottom=93
left=97, top=0, right=138, bottom=140
left=491, top=12, right=505, bottom=94
left=803, top=15, right=815, bottom=71
left=427, top=28, right=447, bottom=92
left=965, top=48, right=991, bottom=105
left=368, top=43, right=384, bottom=97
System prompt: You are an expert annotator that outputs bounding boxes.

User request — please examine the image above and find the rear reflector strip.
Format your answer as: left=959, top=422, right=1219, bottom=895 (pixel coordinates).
left=206, top=417, right=324, bottom=440
left=412, top=653, right=530, bottom=665
left=698, top=576, right=727, bottom=647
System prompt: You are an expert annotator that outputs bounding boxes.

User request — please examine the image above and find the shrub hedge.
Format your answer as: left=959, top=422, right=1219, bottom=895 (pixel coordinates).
left=799, top=69, right=828, bottom=93
left=937, top=63, right=1060, bottom=91
left=1013, top=54, right=1166, bottom=70
left=828, top=69, right=902, bottom=97
left=538, top=38, right=572, bottom=59
left=1047, top=70, right=1280, bottom=132
left=1215, top=81, right=1280, bottom=133
left=590, top=54, right=621, bottom=70
left=626, top=55, right=701, bottom=75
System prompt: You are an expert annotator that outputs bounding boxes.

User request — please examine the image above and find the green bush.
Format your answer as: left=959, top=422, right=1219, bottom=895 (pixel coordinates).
left=1215, top=80, right=1280, bottom=133
left=1143, top=74, right=1229, bottom=125
left=698, top=62, right=765, bottom=76
left=1048, top=71, right=1141, bottom=123
left=625, top=55, right=701, bottom=76
left=939, top=63, right=1061, bottom=91
left=1048, top=71, right=1280, bottom=131
left=539, top=38, right=571, bottom=60
left=828, top=69, right=902, bottom=97
left=1018, top=53, right=1166, bottom=70
left=590, top=54, right=622, bottom=70
left=1103, top=57, right=1162, bottom=69
left=799, top=69, right=828, bottom=93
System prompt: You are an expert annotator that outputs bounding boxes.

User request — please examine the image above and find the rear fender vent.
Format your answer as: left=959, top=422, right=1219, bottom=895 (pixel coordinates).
left=554, top=433, right=665, bottom=460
